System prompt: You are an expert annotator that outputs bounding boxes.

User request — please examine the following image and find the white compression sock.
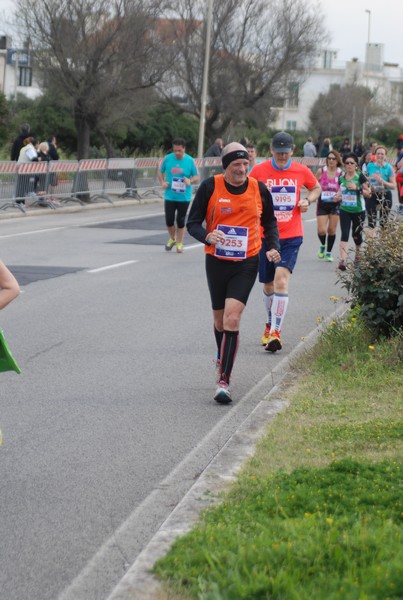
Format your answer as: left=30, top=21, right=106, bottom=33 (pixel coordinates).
left=270, top=293, right=289, bottom=332
left=263, top=291, right=274, bottom=324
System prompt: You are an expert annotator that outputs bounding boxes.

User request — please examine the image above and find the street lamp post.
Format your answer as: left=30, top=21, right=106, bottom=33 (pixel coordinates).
left=197, top=0, right=213, bottom=159
left=365, top=9, right=371, bottom=78
left=362, top=9, right=371, bottom=144
left=365, top=9, right=371, bottom=50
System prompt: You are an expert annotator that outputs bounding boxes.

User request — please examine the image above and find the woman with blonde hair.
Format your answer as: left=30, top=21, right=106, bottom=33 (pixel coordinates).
left=320, top=137, right=332, bottom=157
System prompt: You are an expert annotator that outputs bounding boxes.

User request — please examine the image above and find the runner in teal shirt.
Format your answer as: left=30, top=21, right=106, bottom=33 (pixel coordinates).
left=365, top=146, right=396, bottom=231
left=158, top=138, right=199, bottom=253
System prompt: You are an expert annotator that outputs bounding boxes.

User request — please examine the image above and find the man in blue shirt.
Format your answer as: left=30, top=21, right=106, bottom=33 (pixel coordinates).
left=158, top=138, right=199, bottom=253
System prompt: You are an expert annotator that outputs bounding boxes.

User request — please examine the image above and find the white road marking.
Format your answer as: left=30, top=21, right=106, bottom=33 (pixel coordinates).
left=82, top=211, right=164, bottom=226
left=0, top=227, right=66, bottom=239
left=0, top=212, right=166, bottom=239
left=184, top=242, right=203, bottom=250
left=87, top=261, right=138, bottom=273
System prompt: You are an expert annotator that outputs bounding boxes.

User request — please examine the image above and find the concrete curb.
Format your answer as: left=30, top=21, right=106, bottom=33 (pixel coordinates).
left=106, top=303, right=350, bottom=600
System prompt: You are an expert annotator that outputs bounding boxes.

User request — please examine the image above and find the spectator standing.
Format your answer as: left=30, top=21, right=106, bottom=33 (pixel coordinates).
left=47, top=136, right=60, bottom=161
left=17, top=137, right=38, bottom=163
left=333, top=153, right=371, bottom=270
left=187, top=142, right=280, bottom=403
left=158, top=138, right=199, bottom=253
left=367, top=141, right=377, bottom=160
left=353, top=140, right=364, bottom=158
left=359, top=150, right=373, bottom=176
left=35, top=142, right=51, bottom=197
left=16, top=137, right=39, bottom=203
left=315, top=150, right=343, bottom=262
left=339, top=138, right=351, bottom=157
left=246, top=143, right=260, bottom=172
left=38, top=141, right=50, bottom=161
left=303, top=137, right=317, bottom=157
left=46, top=136, right=60, bottom=192
left=203, top=138, right=224, bottom=180
left=320, top=137, right=332, bottom=158
left=10, top=123, right=31, bottom=161
left=250, top=132, right=321, bottom=352
left=204, top=138, right=224, bottom=157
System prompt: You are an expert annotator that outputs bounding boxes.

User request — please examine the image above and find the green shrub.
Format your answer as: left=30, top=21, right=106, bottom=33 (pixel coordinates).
left=339, top=220, right=403, bottom=338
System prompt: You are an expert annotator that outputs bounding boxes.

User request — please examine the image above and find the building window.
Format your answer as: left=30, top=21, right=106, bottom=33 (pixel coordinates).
left=287, top=82, right=299, bottom=108
left=19, top=67, right=32, bottom=87
left=286, top=120, right=297, bottom=131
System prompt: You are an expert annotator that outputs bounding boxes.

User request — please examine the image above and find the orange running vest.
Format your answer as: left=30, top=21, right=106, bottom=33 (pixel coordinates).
left=205, top=175, right=263, bottom=260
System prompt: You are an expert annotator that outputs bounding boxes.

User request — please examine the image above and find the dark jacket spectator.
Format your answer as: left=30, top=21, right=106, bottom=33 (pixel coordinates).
left=11, top=124, right=32, bottom=161
left=353, top=140, right=364, bottom=157
left=204, top=138, right=224, bottom=157
left=339, top=138, right=351, bottom=157
left=47, top=136, right=60, bottom=160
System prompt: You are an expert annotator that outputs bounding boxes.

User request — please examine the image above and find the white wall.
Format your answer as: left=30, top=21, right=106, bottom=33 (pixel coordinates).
left=271, top=45, right=403, bottom=132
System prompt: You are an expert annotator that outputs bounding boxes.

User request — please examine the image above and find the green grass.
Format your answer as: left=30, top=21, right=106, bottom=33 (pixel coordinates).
left=153, top=316, right=403, bottom=600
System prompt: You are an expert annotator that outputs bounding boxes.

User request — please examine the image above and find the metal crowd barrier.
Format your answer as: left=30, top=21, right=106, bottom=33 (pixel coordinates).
left=72, top=158, right=111, bottom=204
left=134, top=157, right=163, bottom=198
left=48, top=160, right=80, bottom=205
left=106, top=158, right=137, bottom=199
left=0, top=156, right=398, bottom=213
left=0, top=157, right=167, bottom=211
left=0, top=162, right=23, bottom=212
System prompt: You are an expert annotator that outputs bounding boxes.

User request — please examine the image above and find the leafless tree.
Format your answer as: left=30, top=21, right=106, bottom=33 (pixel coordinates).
left=159, top=0, right=327, bottom=144
left=308, top=84, right=386, bottom=143
left=16, top=0, right=170, bottom=158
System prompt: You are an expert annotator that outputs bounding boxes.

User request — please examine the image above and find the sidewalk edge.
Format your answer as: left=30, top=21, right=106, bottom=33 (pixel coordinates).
left=106, top=302, right=350, bottom=600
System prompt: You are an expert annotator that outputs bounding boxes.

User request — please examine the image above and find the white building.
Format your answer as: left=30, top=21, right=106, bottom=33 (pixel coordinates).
left=0, top=35, right=42, bottom=100
left=271, top=43, right=403, bottom=132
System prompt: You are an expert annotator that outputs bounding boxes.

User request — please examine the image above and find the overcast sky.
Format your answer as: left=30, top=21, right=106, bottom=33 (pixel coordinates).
left=0, top=0, right=401, bottom=66
left=311, top=0, right=402, bottom=65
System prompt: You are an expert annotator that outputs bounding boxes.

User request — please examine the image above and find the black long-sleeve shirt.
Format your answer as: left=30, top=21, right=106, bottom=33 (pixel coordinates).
left=187, top=176, right=280, bottom=251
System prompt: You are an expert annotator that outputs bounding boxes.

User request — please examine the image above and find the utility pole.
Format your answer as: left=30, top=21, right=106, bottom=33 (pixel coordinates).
left=197, top=0, right=213, bottom=159
left=361, top=104, right=367, bottom=146
left=363, top=9, right=371, bottom=145
left=351, top=105, right=356, bottom=149
left=365, top=9, right=371, bottom=84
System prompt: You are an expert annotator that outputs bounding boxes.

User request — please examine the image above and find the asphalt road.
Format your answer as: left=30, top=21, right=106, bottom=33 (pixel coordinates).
left=0, top=201, right=345, bottom=600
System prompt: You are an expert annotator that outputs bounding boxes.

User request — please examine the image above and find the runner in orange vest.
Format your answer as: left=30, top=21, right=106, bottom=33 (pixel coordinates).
left=187, top=142, right=280, bottom=404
